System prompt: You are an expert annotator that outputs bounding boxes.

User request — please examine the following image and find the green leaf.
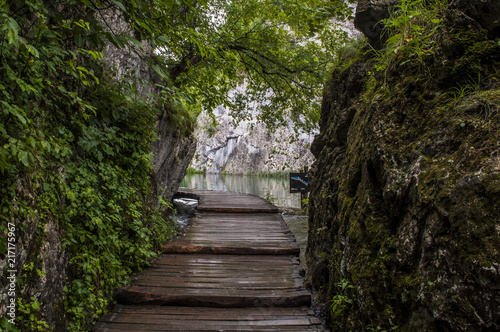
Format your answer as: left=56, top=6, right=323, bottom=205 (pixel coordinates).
left=112, top=0, right=127, bottom=12
left=76, top=66, right=89, bottom=74
left=152, top=64, right=167, bottom=79
left=123, top=34, right=144, bottom=50
left=73, top=19, right=89, bottom=30
left=74, top=34, right=83, bottom=47
left=7, top=17, right=19, bottom=44
left=67, top=191, right=76, bottom=201
left=138, top=21, right=153, bottom=34
left=18, top=150, right=31, bottom=167
left=26, top=45, right=39, bottom=58
left=106, top=33, right=126, bottom=48
left=0, top=316, right=20, bottom=332
left=386, top=33, right=403, bottom=47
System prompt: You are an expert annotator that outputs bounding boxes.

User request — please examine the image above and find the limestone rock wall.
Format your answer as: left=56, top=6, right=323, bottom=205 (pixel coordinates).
left=102, top=8, right=196, bottom=200
left=152, top=110, right=196, bottom=199
left=191, top=105, right=315, bottom=174
left=306, top=1, right=500, bottom=331
left=354, top=0, right=397, bottom=49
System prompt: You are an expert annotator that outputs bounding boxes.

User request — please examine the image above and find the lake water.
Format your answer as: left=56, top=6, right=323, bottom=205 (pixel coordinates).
left=179, top=173, right=303, bottom=209
left=178, top=173, right=309, bottom=269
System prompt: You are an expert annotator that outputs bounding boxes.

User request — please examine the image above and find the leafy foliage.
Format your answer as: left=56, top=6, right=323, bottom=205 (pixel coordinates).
left=330, top=279, right=354, bottom=321
left=124, top=0, right=355, bottom=131
left=374, top=0, right=447, bottom=76
left=0, top=0, right=175, bottom=330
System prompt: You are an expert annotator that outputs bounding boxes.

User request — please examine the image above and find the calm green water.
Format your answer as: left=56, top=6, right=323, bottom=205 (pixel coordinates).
left=179, top=173, right=309, bottom=269
left=179, top=173, right=302, bottom=209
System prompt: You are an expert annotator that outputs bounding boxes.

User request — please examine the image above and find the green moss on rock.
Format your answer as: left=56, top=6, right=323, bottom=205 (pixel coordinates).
left=306, top=4, right=500, bottom=332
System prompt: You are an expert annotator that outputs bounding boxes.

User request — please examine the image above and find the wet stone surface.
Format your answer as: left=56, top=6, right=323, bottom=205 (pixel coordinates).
left=173, top=198, right=198, bottom=230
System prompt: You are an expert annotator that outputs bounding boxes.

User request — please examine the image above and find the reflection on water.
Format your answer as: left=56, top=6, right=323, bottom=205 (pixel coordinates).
left=180, top=173, right=309, bottom=270
left=180, top=173, right=302, bottom=209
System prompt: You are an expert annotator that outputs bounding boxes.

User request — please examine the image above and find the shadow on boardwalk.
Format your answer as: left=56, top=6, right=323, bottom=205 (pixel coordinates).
left=94, top=189, right=328, bottom=331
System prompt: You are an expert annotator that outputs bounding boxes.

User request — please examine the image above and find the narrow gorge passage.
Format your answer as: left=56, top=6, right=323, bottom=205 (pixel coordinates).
left=94, top=190, right=327, bottom=331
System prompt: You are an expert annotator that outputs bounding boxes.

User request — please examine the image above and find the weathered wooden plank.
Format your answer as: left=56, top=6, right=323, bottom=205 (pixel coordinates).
left=145, top=266, right=298, bottom=274
left=135, top=274, right=302, bottom=281
left=162, top=244, right=300, bottom=255
left=184, top=233, right=294, bottom=238
left=95, top=326, right=326, bottom=332
left=144, top=265, right=298, bottom=272
left=118, top=286, right=310, bottom=296
left=100, top=314, right=317, bottom=325
left=109, top=304, right=316, bottom=316
left=136, top=265, right=300, bottom=272
left=135, top=273, right=303, bottom=279
left=137, top=274, right=303, bottom=280
left=93, top=190, right=328, bottom=332
left=147, top=264, right=298, bottom=271
left=153, top=254, right=296, bottom=263
left=142, top=266, right=298, bottom=273
left=197, top=206, right=278, bottom=213
left=129, top=281, right=305, bottom=290
left=194, top=212, right=286, bottom=220
left=116, top=287, right=311, bottom=307
left=169, top=240, right=297, bottom=246
left=173, top=238, right=296, bottom=243
left=93, top=306, right=326, bottom=331
left=136, top=267, right=300, bottom=274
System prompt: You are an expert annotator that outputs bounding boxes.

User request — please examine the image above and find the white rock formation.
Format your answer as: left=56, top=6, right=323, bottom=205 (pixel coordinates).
left=190, top=103, right=316, bottom=174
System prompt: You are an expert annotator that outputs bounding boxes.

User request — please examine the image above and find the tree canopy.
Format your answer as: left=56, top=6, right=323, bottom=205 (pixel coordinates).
left=111, top=0, right=355, bottom=130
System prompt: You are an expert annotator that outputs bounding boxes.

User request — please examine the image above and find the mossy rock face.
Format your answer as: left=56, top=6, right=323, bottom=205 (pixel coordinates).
left=446, top=29, right=500, bottom=81
left=306, top=2, right=500, bottom=332
left=449, top=0, right=500, bottom=38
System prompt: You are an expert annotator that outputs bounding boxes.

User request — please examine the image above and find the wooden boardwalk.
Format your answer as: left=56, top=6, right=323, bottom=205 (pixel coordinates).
left=94, top=189, right=327, bottom=331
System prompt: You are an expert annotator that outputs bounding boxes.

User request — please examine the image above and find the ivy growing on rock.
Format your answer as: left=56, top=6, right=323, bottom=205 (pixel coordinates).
left=0, top=1, right=175, bottom=330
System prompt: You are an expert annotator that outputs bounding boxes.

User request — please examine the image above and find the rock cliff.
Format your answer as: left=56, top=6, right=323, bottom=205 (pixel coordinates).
left=102, top=9, right=196, bottom=200
left=191, top=103, right=316, bottom=174
left=306, top=0, right=500, bottom=331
